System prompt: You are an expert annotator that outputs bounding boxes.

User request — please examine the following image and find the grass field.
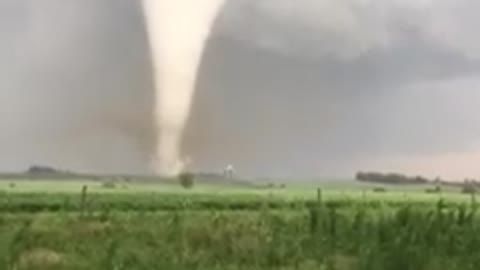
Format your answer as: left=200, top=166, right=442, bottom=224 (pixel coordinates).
left=0, top=177, right=478, bottom=269
left=0, top=177, right=471, bottom=202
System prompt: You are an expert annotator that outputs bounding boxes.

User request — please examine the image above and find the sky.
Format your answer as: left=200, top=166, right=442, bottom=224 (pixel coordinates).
left=0, top=0, right=480, bottom=180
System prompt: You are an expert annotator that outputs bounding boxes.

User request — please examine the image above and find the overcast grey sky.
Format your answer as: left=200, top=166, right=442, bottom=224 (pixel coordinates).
left=1, top=0, right=480, bottom=179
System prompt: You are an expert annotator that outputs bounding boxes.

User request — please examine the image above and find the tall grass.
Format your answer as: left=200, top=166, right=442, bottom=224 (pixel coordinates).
left=0, top=191, right=470, bottom=213
left=0, top=198, right=480, bottom=269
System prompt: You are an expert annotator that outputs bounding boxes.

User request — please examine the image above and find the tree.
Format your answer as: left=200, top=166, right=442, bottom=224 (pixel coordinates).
left=179, top=172, right=195, bottom=189
left=462, top=179, right=476, bottom=194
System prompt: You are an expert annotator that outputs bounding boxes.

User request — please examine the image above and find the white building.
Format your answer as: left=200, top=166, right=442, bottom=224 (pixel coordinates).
left=224, top=164, right=235, bottom=179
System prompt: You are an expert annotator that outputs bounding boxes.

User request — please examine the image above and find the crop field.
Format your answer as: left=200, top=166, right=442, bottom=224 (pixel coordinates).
left=0, top=178, right=478, bottom=269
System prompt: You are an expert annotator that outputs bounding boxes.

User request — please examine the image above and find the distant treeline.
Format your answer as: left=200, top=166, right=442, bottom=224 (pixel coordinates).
left=356, top=171, right=431, bottom=185
left=27, top=165, right=73, bottom=175
left=356, top=171, right=480, bottom=191
left=0, top=165, right=135, bottom=182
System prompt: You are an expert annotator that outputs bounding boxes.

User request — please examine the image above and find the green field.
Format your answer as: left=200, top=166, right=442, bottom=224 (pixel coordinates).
left=0, top=178, right=478, bottom=269
left=0, top=177, right=468, bottom=197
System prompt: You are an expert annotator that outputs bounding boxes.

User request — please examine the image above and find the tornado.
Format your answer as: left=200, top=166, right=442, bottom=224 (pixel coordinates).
left=142, top=0, right=224, bottom=175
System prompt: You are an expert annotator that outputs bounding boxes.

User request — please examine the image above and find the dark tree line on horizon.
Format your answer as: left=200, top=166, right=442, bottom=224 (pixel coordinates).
left=356, top=171, right=480, bottom=191
left=356, top=171, right=433, bottom=185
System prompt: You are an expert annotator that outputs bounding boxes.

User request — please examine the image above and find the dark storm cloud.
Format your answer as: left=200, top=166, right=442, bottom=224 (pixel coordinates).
left=186, top=0, right=480, bottom=177
left=1, top=0, right=480, bottom=178
left=187, top=34, right=480, bottom=177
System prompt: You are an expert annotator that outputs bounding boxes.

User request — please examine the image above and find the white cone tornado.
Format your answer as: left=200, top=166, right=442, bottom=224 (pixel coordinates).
left=142, top=0, right=224, bottom=175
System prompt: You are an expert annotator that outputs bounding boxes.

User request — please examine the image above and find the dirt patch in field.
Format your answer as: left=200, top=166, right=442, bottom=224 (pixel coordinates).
left=17, top=248, right=64, bottom=270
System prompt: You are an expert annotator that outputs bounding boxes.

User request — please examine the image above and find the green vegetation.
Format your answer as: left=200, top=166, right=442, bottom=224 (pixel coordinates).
left=179, top=172, right=195, bottom=189
left=0, top=179, right=479, bottom=269
left=356, top=171, right=430, bottom=185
